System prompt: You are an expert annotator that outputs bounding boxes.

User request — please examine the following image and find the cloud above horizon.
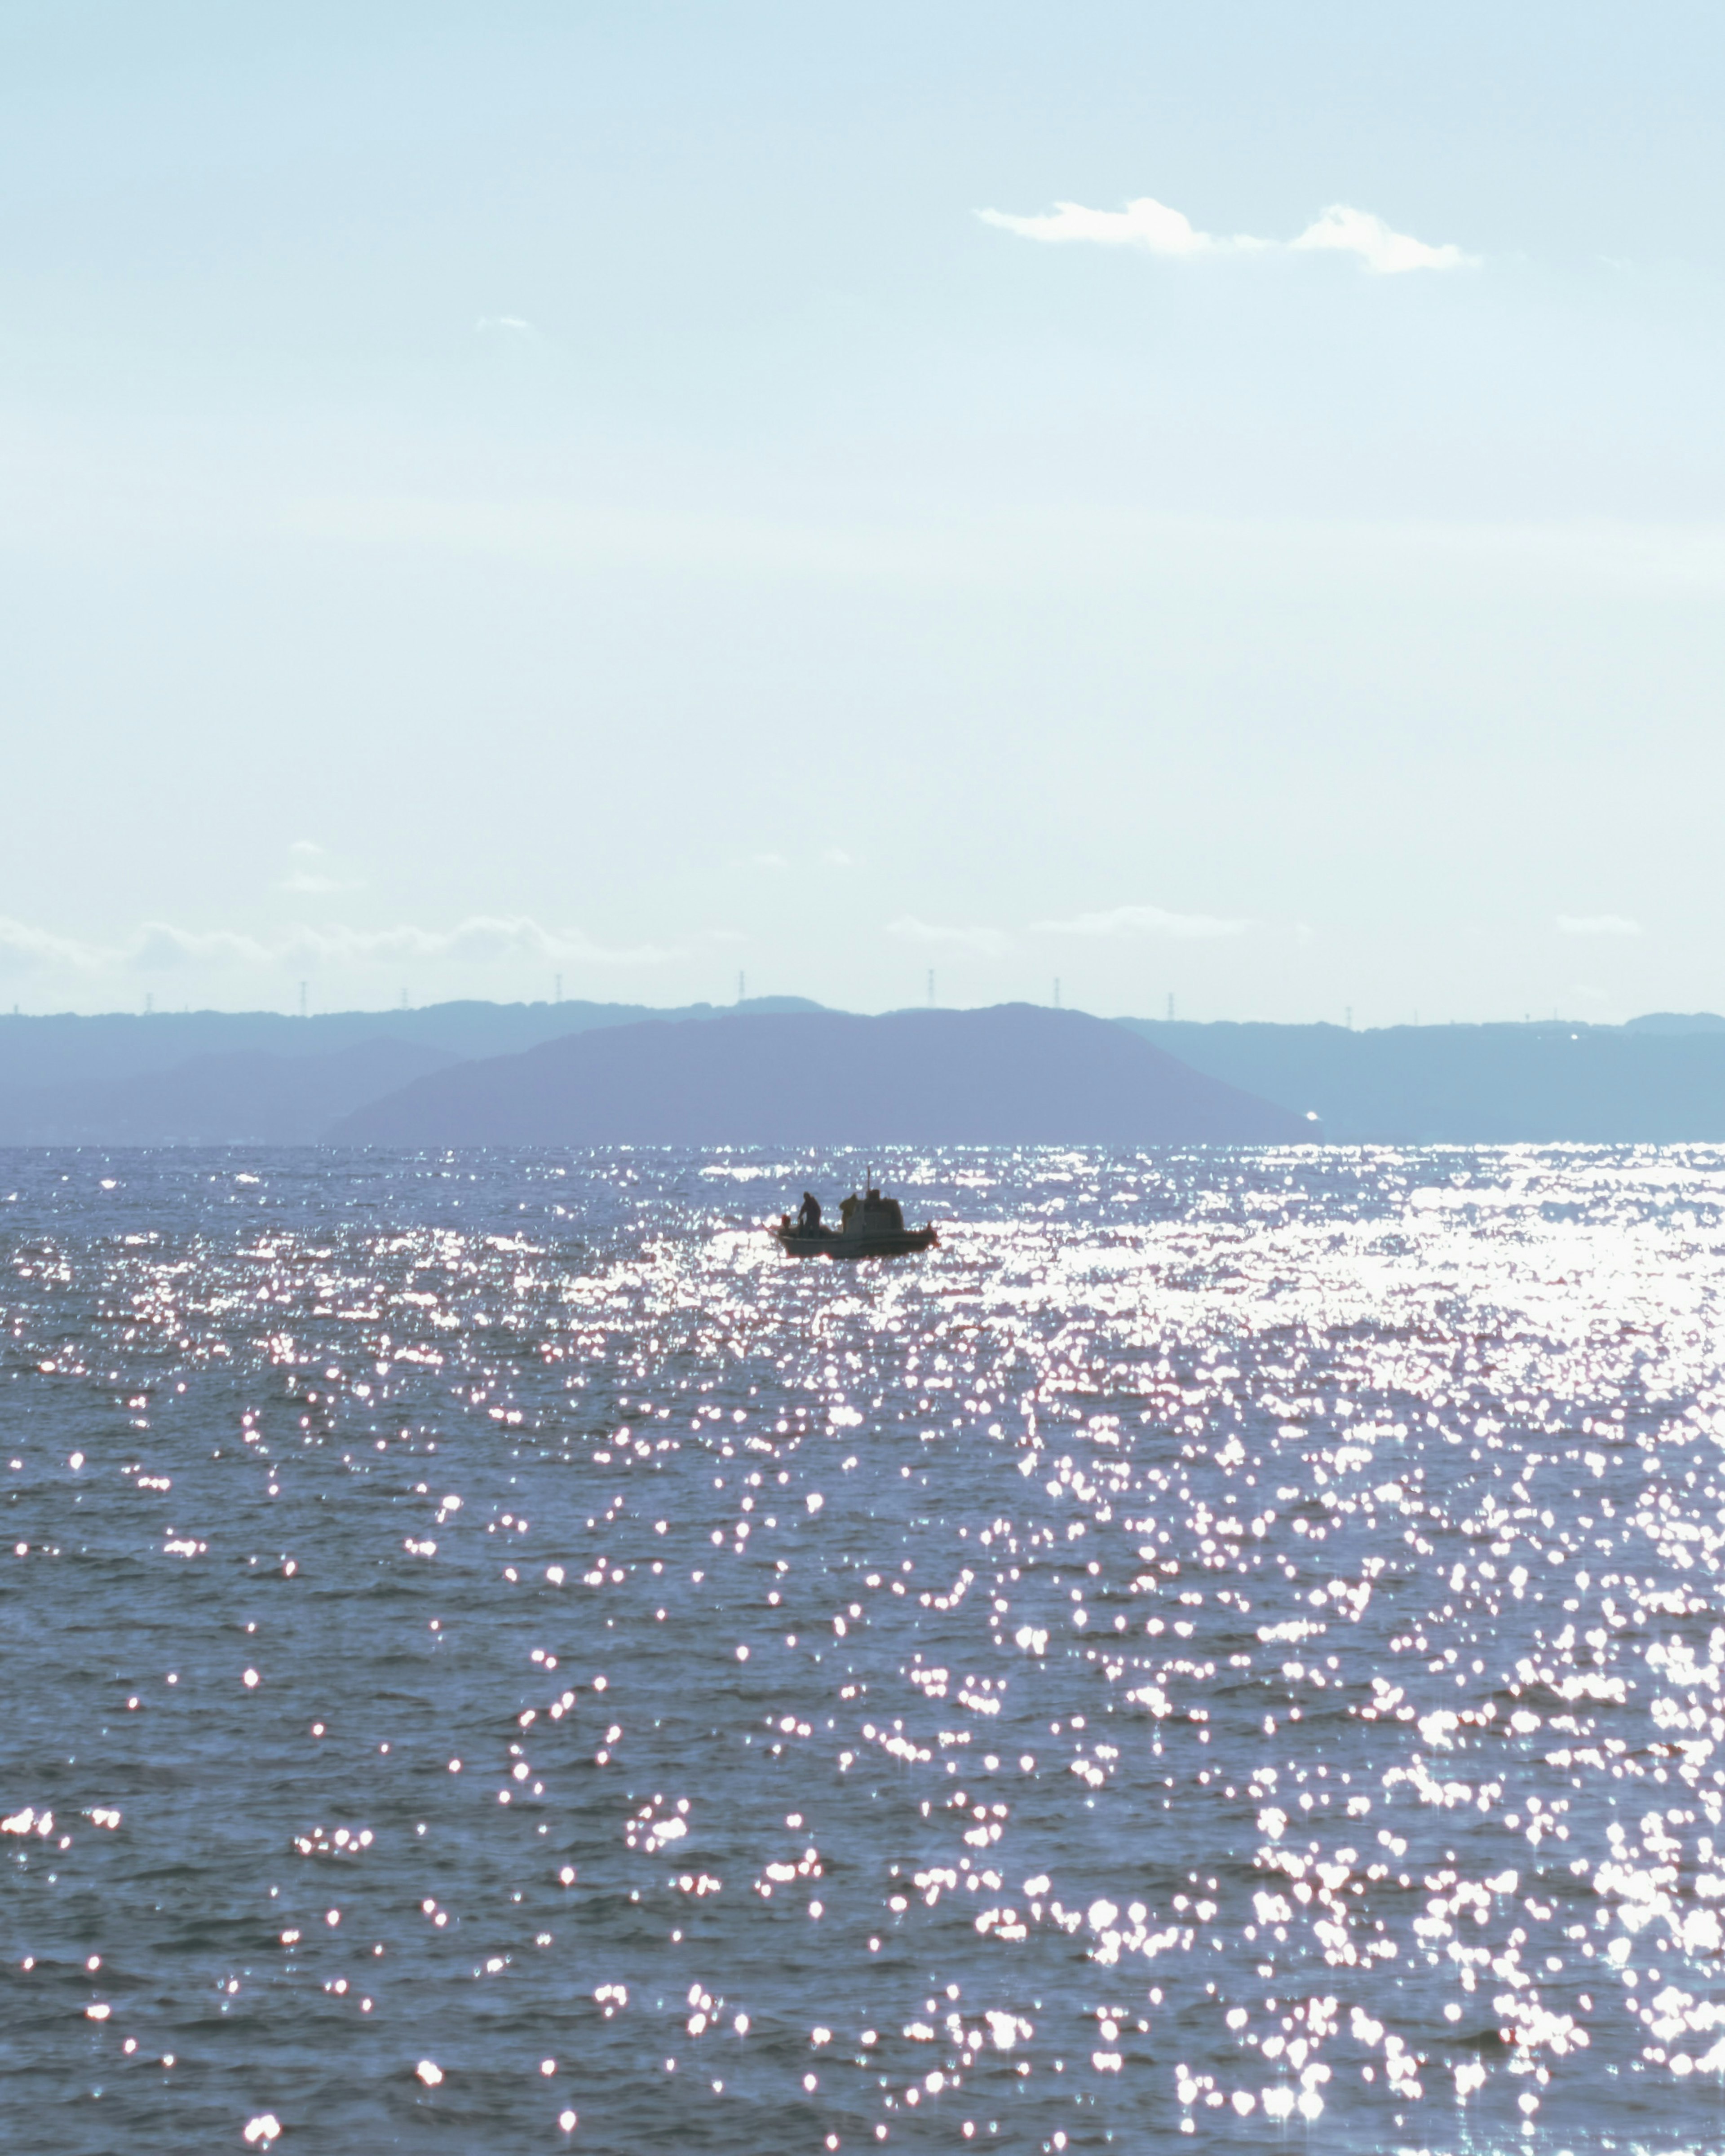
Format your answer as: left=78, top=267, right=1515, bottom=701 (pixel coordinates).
left=1031, top=903, right=1248, bottom=940
left=978, top=194, right=1475, bottom=274
left=1288, top=204, right=1473, bottom=274
left=886, top=915, right=1013, bottom=958
left=279, top=872, right=361, bottom=895
left=0, top=914, right=680, bottom=979
left=1556, top=914, right=1642, bottom=938
left=279, top=839, right=363, bottom=897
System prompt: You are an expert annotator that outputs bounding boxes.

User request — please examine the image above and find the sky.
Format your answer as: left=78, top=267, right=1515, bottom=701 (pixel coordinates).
left=4, top=0, right=1724, bottom=1025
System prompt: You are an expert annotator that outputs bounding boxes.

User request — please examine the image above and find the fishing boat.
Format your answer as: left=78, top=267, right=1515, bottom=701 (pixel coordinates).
left=772, top=1179, right=939, bottom=1261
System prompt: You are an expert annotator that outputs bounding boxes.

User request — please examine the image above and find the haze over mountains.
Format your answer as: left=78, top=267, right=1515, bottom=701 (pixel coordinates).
left=0, top=998, right=820, bottom=1146
left=1122, top=1016, right=1725, bottom=1144
left=330, top=1007, right=1304, bottom=1148
left=3, top=998, right=1725, bottom=1147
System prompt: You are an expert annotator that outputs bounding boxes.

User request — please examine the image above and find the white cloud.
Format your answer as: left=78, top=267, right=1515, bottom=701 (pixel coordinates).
left=1556, top=914, right=1641, bottom=937
left=0, top=914, right=680, bottom=979
left=475, top=315, right=532, bottom=333
left=886, top=915, right=1012, bottom=957
left=977, top=195, right=1265, bottom=258
left=979, top=194, right=1473, bottom=274
left=279, top=872, right=358, bottom=895
left=128, top=923, right=274, bottom=972
left=1031, top=904, right=1247, bottom=940
left=0, top=917, right=107, bottom=976
left=740, top=848, right=854, bottom=871
left=1290, top=204, right=1476, bottom=274
left=279, top=839, right=362, bottom=895
left=275, top=918, right=678, bottom=968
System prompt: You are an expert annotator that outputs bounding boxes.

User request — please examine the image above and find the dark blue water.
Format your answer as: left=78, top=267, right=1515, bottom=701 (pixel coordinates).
left=3, top=1146, right=1723, bottom=2153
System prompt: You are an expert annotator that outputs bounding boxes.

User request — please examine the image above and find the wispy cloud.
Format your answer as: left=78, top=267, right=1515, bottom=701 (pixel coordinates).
left=128, top=923, right=275, bottom=972
left=0, top=914, right=679, bottom=978
left=740, top=848, right=856, bottom=872
left=0, top=918, right=110, bottom=974
left=1556, top=914, right=1641, bottom=938
left=1288, top=204, right=1473, bottom=274
left=475, top=315, right=532, bottom=333
left=284, top=918, right=678, bottom=969
left=979, top=194, right=1475, bottom=274
left=886, top=915, right=1012, bottom=958
left=0, top=918, right=275, bottom=979
left=978, top=196, right=1265, bottom=258
left=1031, top=904, right=1247, bottom=940
left=278, top=840, right=363, bottom=896
left=279, top=872, right=360, bottom=896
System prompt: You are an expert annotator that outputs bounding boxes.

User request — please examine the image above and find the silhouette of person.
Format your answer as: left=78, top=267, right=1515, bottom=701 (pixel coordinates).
left=798, top=1191, right=823, bottom=1232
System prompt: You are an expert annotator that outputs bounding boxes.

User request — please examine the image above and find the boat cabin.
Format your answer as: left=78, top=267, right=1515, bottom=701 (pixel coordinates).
left=840, top=1185, right=905, bottom=1234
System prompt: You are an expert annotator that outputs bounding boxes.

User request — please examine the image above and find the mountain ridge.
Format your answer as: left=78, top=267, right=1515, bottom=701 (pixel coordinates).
left=5, top=998, right=1725, bottom=1145
left=328, top=1005, right=1306, bottom=1147
left=1119, top=1018, right=1725, bottom=1142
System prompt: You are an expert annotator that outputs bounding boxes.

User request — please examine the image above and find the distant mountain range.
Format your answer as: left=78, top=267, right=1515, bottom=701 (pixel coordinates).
left=0, top=998, right=820, bottom=1145
left=329, top=1006, right=1305, bottom=1148
left=2, top=996, right=1725, bottom=1146
left=1120, top=1017, right=1725, bottom=1143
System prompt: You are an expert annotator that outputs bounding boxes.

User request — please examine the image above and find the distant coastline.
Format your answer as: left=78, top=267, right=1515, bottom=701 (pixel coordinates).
left=2, top=998, right=1724, bottom=1146
left=327, top=1006, right=1303, bottom=1149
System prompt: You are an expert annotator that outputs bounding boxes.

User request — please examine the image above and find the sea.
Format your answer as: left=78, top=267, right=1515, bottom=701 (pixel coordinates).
left=3, top=1144, right=1723, bottom=2155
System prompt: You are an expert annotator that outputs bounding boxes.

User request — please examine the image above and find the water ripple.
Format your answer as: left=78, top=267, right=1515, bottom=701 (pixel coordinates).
left=2, top=1144, right=1723, bottom=2151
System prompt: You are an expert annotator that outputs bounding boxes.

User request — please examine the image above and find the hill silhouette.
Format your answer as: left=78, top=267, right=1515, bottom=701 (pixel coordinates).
left=0, top=1039, right=459, bottom=1146
left=0, top=996, right=821, bottom=1144
left=329, top=1005, right=1307, bottom=1147
left=0, top=995, right=823, bottom=1095
left=10, top=998, right=1723, bottom=1147
left=1120, top=1017, right=1725, bottom=1143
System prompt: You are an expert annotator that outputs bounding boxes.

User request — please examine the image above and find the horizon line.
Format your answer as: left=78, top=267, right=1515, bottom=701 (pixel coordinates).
left=0, top=995, right=1716, bottom=1035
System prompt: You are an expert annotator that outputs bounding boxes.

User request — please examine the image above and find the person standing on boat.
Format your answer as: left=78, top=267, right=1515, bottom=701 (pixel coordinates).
left=798, top=1191, right=823, bottom=1232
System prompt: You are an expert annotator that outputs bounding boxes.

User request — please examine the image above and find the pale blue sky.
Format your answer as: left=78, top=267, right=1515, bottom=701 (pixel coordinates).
left=4, top=2, right=1723, bottom=1021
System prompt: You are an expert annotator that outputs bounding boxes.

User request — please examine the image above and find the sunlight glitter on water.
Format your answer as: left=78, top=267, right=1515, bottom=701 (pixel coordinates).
left=3, top=1145, right=1725, bottom=2152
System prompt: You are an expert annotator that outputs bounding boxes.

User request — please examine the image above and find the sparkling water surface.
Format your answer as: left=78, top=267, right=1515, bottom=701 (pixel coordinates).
left=4, top=1145, right=1725, bottom=2154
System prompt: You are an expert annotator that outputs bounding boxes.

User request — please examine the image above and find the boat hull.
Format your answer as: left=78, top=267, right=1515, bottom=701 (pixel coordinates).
left=772, top=1224, right=939, bottom=1262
